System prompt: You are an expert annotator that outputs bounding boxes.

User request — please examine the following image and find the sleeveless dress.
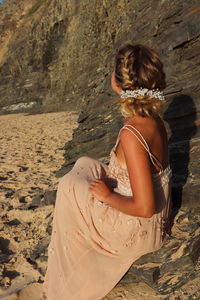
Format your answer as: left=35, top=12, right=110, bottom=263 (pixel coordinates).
left=40, top=124, right=172, bottom=300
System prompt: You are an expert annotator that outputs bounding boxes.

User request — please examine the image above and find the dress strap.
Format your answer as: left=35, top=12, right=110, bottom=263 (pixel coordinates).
left=120, top=124, right=164, bottom=173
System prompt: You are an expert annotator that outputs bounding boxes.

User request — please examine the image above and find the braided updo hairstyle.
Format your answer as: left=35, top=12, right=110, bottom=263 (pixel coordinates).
left=114, top=44, right=166, bottom=118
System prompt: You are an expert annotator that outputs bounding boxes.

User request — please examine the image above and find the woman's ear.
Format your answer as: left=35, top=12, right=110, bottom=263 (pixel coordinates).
left=111, top=71, right=122, bottom=96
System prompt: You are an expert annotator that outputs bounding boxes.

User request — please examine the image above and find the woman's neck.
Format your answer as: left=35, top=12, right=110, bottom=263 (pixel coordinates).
left=124, top=113, right=159, bottom=123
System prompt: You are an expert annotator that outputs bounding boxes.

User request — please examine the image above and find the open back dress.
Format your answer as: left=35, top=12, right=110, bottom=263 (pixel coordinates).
left=40, top=124, right=172, bottom=300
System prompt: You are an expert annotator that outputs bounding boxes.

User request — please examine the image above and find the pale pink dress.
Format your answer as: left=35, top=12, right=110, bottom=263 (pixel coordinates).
left=40, top=124, right=172, bottom=300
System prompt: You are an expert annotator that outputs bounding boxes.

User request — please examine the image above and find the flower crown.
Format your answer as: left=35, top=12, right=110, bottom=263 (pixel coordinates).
left=120, top=88, right=165, bottom=102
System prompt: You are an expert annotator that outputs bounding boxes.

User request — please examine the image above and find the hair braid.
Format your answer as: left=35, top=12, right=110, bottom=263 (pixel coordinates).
left=121, top=54, right=134, bottom=89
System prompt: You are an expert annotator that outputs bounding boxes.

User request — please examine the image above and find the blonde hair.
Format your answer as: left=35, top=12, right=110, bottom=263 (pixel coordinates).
left=114, top=44, right=166, bottom=118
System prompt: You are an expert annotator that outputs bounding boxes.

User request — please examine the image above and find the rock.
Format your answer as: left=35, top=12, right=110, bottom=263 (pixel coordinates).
left=2, top=270, right=20, bottom=281
left=13, top=237, right=20, bottom=243
left=46, top=214, right=53, bottom=235
left=30, top=236, right=50, bottom=261
left=0, top=176, right=8, bottom=181
left=0, top=252, right=11, bottom=264
left=28, top=194, right=44, bottom=208
left=18, top=166, right=29, bottom=172
left=0, top=238, right=15, bottom=279
left=43, top=190, right=56, bottom=206
left=30, top=187, right=40, bottom=191
left=4, top=219, right=21, bottom=226
left=1, top=276, right=11, bottom=288
left=19, top=196, right=26, bottom=203
left=28, top=190, right=56, bottom=209
left=5, top=191, right=15, bottom=198
left=46, top=224, right=52, bottom=236
left=78, top=112, right=89, bottom=123
left=6, top=205, right=14, bottom=211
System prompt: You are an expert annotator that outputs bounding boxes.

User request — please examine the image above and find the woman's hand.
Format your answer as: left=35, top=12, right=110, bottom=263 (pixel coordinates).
left=89, top=179, right=113, bottom=203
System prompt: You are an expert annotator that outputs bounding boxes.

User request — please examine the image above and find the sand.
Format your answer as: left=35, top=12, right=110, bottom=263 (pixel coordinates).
left=0, top=111, right=78, bottom=299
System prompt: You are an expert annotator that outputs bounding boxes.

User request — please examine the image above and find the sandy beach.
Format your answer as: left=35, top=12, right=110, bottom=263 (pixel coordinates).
left=0, top=111, right=78, bottom=300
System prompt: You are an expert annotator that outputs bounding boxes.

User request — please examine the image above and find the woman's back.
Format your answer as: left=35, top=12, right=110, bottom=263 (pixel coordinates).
left=115, top=115, right=169, bottom=175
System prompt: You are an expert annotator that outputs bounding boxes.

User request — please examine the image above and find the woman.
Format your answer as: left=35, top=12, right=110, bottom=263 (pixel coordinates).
left=40, top=44, right=172, bottom=300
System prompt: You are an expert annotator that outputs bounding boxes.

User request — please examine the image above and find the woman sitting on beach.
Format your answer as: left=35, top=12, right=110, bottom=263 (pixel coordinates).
left=40, top=43, right=172, bottom=300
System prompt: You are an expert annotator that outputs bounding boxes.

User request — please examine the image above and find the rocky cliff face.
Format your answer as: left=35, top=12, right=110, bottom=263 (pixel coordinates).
left=0, top=0, right=199, bottom=298
left=0, top=0, right=135, bottom=114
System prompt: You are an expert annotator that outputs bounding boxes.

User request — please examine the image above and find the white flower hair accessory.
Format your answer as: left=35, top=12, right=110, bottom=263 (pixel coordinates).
left=120, top=88, right=165, bottom=102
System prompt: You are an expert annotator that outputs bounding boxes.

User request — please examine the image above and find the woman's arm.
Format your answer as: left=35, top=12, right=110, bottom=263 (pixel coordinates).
left=89, top=129, right=156, bottom=218
left=89, top=180, right=152, bottom=217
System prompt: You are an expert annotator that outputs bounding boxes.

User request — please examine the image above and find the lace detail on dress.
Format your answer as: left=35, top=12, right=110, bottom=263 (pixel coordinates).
left=108, top=149, right=129, bottom=181
left=107, top=148, right=132, bottom=196
left=159, top=167, right=172, bottom=186
left=108, top=146, right=172, bottom=192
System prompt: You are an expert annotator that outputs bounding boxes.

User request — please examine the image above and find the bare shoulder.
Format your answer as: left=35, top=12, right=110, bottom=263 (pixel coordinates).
left=123, top=115, right=167, bottom=140
left=121, top=115, right=169, bottom=170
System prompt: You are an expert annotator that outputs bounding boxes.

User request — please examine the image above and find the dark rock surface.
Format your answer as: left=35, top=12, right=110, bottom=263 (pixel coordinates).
left=28, top=190, right=56, bottom=209
left=0, top=0, right=199, bottom=298
left=125, top=207, right=200, bottom=295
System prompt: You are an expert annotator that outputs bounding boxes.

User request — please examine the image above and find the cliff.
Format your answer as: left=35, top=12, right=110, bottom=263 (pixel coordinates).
left=0, top=0, right=199, bottom=298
